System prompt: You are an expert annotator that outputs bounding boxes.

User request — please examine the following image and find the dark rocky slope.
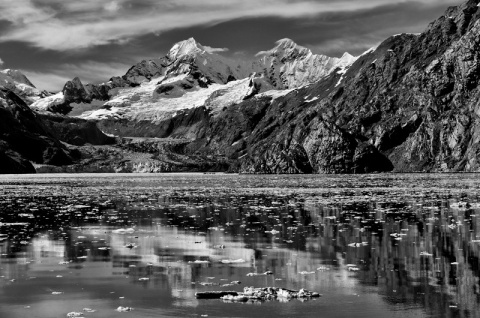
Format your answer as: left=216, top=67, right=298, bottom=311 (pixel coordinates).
left=0, top=88, right=120, bottom=173
left=134, top=0, right=480, bottom=173
left=0, top=89, right=73, bottom=172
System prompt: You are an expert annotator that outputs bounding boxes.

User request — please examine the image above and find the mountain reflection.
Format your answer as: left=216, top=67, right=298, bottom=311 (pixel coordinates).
left=1, top=174, right=480, bottom=317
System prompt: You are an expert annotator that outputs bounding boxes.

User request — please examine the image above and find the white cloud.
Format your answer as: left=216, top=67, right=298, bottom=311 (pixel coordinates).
left=0, top=0, right=460, bottom=51
left=202, top=46, right=229, bottom=53
left=104, top=1, right=122, bottom=13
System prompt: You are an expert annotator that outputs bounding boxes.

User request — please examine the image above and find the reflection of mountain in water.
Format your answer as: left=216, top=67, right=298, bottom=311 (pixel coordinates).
left=1, top=175, right=480, bottom=316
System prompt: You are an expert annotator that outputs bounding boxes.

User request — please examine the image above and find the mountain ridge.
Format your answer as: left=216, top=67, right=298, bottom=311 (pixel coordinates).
left=30, top=37, right=357, bottom=118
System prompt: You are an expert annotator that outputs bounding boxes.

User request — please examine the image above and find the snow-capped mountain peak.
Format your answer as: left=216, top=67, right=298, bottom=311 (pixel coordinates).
left=0, top=69, right=36, bottom=87
left=31, top=37, right=358, bottom=120
left=254, top=39, right=358, bottom=89
left=167, top=37, right=206, bottom=60
left=258, top=38, right=313, bottom=60
left=0, top=68, right=44, bottom=103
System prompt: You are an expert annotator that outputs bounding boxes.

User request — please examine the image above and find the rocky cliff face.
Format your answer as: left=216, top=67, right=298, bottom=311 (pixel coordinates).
left=226, top=0, right=480, bottom=173
left=0, top=86, right=120, bottom=173
left=0, top=88, right=73, bottom=172
left=138, top=0, right=480, bottom=174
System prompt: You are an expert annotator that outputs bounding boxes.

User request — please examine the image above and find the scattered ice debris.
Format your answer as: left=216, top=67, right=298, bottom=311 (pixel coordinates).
left=347, top=242, right=368, bottom=247
left=112, top=228, right=135, bottom=234
left=316, top=266, right=330, bottom=271
left=116, top=306, right=133, bottom=312
left=52, top=291, right=63, bottom=295
left=346, top=264, right=360, bottom=271
left=246, top=271, right=273, bottom=276
left=139, top=277, right=150, bottom=281
left=66, top=312, right=84, bottom=317
left=299, top=271, right=316, bottom=275
left=188, top=260, right=210, bottom=264
left=220, top=259, right=246, bottom=264
left=420, top=251, right=433, bottom=257
left=265, top=229, right=280, bottom=234
left=213, top=244, right=225, bottom=249
left=83, top=308, right=96, bottom=313
left=196, top=291, right=239, bottom=299
left=196, top=287, right=321, bottom=302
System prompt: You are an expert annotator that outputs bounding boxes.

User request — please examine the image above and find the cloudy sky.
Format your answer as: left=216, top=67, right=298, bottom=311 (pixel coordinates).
left=0, top=0, right=461, bottom=91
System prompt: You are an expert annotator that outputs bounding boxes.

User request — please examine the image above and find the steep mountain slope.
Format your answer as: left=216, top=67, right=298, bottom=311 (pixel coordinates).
left=0, top=70, right=117, bottom=173
left=208, top=0, right=480, bottom=173
left=0, top=88, right=73, bottom=173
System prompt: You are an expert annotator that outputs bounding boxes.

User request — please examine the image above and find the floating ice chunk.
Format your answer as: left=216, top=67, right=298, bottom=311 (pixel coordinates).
left=299, top=271, right=316, bottom=275
left=83, top=308, right=96, bottom=313
left=112, top=228, right=135, bottom=234
left=420, top=251, right=433, bottom=256
left=188, top=260, right=209, bottom=264
left=221, top=259, right=246, bottom=264
left=116, top=306, right=133, bottom=312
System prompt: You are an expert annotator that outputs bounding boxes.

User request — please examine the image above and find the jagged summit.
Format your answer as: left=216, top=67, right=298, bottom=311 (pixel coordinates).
left=257, top=38, right=313, bottom=60
left=167, top=37, right=206, bottom=60
left=31, top=36, right=358, bottom=117
left=0, top=69, right=36, bottom=87
left=254, top=39, right=358, bottom=89
left=0, top=68, right=44, bottom=103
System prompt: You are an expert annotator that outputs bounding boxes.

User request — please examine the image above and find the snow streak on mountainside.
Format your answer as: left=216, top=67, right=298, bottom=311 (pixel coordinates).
left=30, top=38, right=356, bottom=122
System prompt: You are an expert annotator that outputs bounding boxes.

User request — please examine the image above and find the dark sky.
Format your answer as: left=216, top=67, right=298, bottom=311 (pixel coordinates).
left=0, top=0, right=462, bottom=91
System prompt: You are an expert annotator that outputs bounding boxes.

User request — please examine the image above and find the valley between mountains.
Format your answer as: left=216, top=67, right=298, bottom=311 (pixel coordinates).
left=1, top=0, right=480, bottom=174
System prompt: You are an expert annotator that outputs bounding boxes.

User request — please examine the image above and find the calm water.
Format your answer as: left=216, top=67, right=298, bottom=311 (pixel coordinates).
left=1, top=173, right=480, bottom=318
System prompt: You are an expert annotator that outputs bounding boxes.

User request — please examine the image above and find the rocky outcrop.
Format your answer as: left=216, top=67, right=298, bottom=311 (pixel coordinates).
left=0, top=88, right=74, bottom=172
left=319, top=0, right=480, bottom=172
left=0, top=144, right=36, bottom=174
left=38, top=113, right=115, bottom=146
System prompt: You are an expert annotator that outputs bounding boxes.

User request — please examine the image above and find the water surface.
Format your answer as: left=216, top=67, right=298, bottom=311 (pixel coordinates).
left=1, top=173, right=479, bottom=318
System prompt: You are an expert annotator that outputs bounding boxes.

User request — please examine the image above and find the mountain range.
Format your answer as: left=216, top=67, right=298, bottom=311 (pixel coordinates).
left=1, top=0, right=479, bottom=174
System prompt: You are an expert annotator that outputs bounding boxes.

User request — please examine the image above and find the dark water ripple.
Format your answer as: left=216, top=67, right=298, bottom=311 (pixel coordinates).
left=0, top=173, right=479, bottom=317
